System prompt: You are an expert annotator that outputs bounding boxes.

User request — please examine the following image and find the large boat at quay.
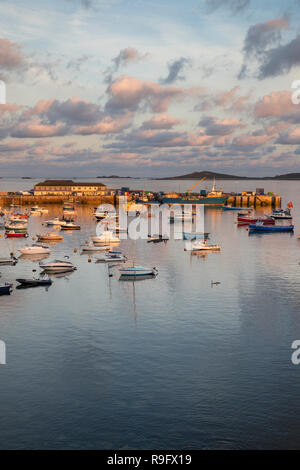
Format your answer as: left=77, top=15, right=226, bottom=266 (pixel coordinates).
left=162, top=180, right=228, bottom=206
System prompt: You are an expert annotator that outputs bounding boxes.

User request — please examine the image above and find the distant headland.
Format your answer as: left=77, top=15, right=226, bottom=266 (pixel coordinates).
left=97, top=171, right=300, bottom=180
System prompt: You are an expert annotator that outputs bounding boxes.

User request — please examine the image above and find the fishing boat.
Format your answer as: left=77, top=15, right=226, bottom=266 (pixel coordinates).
left=0, top=283, right=13, bottom=295
left=237, top=216, right=275, bottom=225
left=37, top=232, right=63, bottom=241
left=96, top=252, right=127, bottom=263
left=60, top=222, right=81, bottom=230
left=5, top=231, right=28, bottom=238
left=184, top=239, right=221, bottom=252
left=45, top=218, right=67, bottom=226
left=0, top=256, right=18, bottom=266
left=92, top=231, right=119, bottom=243
left=18, top=244, right=50, bottom=255
left=119, top=266, right=158, bottom=277
left=270, top=209, right=293, bottom=220
left=248, top=223, right=294, bottom=233
left=39, top=259, right=77, bottom=273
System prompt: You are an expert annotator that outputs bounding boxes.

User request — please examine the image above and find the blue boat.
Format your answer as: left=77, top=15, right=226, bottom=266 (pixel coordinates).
left=248, top=223, right=294, bottom=233
left=223, top=205, right=244, bottom=211
left=183, top=232, right=210, bottom=240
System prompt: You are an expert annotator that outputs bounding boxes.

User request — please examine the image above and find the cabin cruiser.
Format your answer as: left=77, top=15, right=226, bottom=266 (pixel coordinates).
left=18, top=244, right=50, bottom=255
left=60, top=222, right=81, bottom=230
left=45, top=218, right=67, bottom=226
left=92, top=231, right=119, bottom=243
left=81, top=243, right=110, bottom=252
left=39, top=259, right=77, bottom=273
left=16, top=274, right=52, bottom=288
left=270, top=209, right=293, bottom=220
left=37, top=232, right=63, bottom=241
left=184, top=239, right=221, bottom=252
left=96, top=251, right=127, bottom=263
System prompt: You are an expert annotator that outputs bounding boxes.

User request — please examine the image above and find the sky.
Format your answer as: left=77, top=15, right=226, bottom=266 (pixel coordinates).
left=1, top=0, right=300, bottom=177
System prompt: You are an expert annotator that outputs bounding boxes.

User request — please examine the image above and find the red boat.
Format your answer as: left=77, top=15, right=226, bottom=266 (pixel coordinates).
left=237, top=216, right=275, bottom=225
left=5, top=231, right=28, bottom=238
left=12, top=213, right=29, bottom=219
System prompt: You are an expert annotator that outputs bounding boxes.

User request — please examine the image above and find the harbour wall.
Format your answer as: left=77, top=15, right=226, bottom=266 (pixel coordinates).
left=226, top=194, right=281, bottom=207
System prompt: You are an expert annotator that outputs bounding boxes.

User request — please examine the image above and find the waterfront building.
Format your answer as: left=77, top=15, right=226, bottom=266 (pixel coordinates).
left=34, top=180, right=109, bottom=197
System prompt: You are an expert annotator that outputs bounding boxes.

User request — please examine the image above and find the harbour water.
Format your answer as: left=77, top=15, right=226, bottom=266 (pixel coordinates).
left=1, top=178, right=300, bottom=449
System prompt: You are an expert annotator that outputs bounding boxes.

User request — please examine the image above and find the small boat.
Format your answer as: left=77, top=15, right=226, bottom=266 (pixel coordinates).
left=237, top=216, right=275, bottom=225
left=183, top=232, right=210, bottom=240
left=184, top=240, right=221, bottom=252
left=18, top=244, right=50, bottom=255
left=223, top=205, right=244, bottom=211
left=147, top=235, right=169, bottom=243
left=30, top=206, right=42, bottom=215
left=248, top=223, right=294, bottom=233
left=39, top=208, right=48, bottom=214
left=0, top=283, right=13, bottom=295
left=96, top=251, right=127, bottom=263
left=39, top=259, right=77, bottom=273
left=81, top=244, right=110, bottom=252
left=119, top=266, right=158, bottom=277
left=16, top=276, right=52, bottom=288
left=37, top=232, right=63, bottom=241
left=172, top=212, right=193, bottom=222
left=5, top=231, right=28, bottom=238
left=0, top=256, right=18, bottom=266
left=5, top=221, right=28, bottom=231
left=45, top=218, right=67, bottom=226
left=60, top=222, right=81, bottom=230
left=92, top=231, right=119, bottom=243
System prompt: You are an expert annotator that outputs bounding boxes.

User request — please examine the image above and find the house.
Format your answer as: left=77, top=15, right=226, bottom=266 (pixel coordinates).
left=34, top=180, right=109, bottom=196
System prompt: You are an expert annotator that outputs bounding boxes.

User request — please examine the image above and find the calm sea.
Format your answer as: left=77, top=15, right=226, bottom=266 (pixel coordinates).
left=0, top=177, right=300, bottom=449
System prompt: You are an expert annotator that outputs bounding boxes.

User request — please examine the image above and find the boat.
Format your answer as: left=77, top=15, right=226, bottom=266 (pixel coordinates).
left=270, top=209, right=293, bottom=220
left=45, top=218, right=67, bottom=226
left=147, top=235, right=169, bottom=243
left=9, top=213, right=29, bottom=221
left=94, top=209, right=117, bottom=220
left=5, top=221, right=28, bottom=231
left=16, top=276, right=52, bottom=288
left=18, top=244, right=50, bottom=255
left=248, top=223, right=294, bottom=233
left=96, top=252, right=127, bottom=263
left=37, top=232, right=63, bottom=241
left=81, top=244, right=110, bottom=252
left=5, top=231, right=28, bottom=238
left=39, top=208, right=48, bottom=214
left=184, top=239, right=221, bottom=252
left=119, top=266, right=158, bottom=277
left=60, top=222, right=81, bottom=230
left=162, top=180, right=227, bottom=206
left=0, top=283, right=13, bottom=295
left=183, top=232, right=210, bottom=240
left=0, top=256, right=18, bottom=266
left=30, top=206, right=42, bottom=215
left=172, top=212, right=193, bottom=222
left=223, top=205, right=244, bottom=211
left=39, top=259, right=77, bottom=273
left=92, top=231, right=119, bottom=243
left=237, top=216, right=275, bottom=225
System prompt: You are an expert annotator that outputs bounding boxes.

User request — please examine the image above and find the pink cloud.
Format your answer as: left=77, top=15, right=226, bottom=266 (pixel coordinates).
left=141, top=114, right=183, bottom=130
left=0, top=38, right=25, bottom=69
left=255, top=91, right=296, bottom=117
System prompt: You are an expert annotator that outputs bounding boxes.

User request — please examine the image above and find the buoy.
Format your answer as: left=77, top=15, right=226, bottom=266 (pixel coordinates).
left=86, top=240, right=89, bottom=244
left=32, top=236, right=36, bottom=240
left=88, top=258, right=92, bottom=263
left=74, top=248, right=77, bottom=253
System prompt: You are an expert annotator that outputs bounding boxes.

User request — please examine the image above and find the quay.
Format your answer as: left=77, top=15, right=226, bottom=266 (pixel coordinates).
left=0, top=180, right=281, bottom=208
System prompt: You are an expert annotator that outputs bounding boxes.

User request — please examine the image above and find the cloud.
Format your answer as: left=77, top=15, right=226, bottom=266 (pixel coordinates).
left=254, top=91, right=296, bottom=117
left=232, top=133, right=272, bottom=147
left=160, top=57, right=192, bottom=85
left=204, top=0, right=250, bottom=14
left=11, top=121, right=68, bottom=138
left=276, top=128, right=300, bottom=145
left=258, top=34, right=300, bottom=79
left=0, top=38, right=25, bottom=70
left=67, top=55, right=89, bottom=72
left=105, top=75, right=191, bottom=113
left=198, top=116, right=245, bottom=135
left=141, top=114, right=183, bottom=130
left=104, top=47, right=149, bottom=83
left=238, top=17, right=293, bottom=79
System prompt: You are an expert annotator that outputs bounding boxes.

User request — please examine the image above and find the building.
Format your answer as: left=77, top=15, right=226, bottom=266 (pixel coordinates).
left=34, top=180, right=109, bottom=196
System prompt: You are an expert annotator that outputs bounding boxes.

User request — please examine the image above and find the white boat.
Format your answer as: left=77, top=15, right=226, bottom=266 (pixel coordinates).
left=39, top=259, right=77, bottom=273
left=96, top=252, right=127, bottom=263
left=18, top=244, right=50, bottom=255
left=45, top=218, right=67, bottom=226
left=60, top=222, right=81, bottom=230
left=39, top=207, right=48, bottom=214
left=92, top=231, right=119, bottom=243
left=30, top=206, right=42, bottom=215
left=184, top=240, right=221, bottom=252
left=119, top=266, right=158, bottom=277
left=37, top=232, right=63, bottom=241
left=81, top=244, right=110, bottom=252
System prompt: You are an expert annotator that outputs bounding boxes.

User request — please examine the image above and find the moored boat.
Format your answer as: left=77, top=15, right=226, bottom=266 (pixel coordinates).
left=18, top=244, right=50, bottom=255
left=248, top=223, right=294, bottom=233
left=39, top=259, right=77, bottom=273
left=60, top=222, right=81, bottom=230
left=0, top=283, right=13, bottom=295
left=237, top=216, right=275, bottom=225
left=119, top=266, right=158, bottom=277
left=184, top=239, right=221, bottom=252
left=37, top=232, right=63, bottom=241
